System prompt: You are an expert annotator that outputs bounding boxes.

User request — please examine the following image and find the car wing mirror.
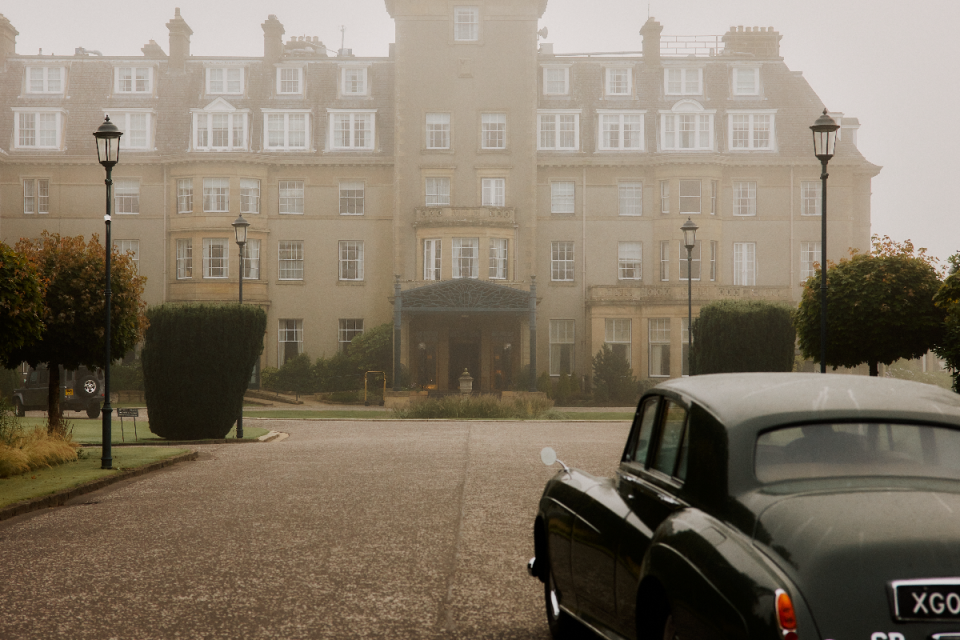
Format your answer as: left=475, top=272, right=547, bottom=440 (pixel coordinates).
left=540, top=447, right=570, bottom=473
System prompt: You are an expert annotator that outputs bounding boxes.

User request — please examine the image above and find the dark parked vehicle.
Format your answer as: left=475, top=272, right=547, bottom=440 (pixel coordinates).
left=13, top=365, right=104, bottom=419
left=528, top=373, right=960, bottom=640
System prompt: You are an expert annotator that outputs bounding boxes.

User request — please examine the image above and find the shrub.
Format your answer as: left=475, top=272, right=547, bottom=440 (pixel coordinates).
left=693, top=300, right=796, bottom=374
left=0, top=368, right=21, bottom=400
left=112, top=359, right=144, bottom=391
left=393, top=393, right=554, bottom=419
left=260, top=367, right=280, bottom=392
left=277, top=353, right=315, bottom=399
left=322, top=390, right=362, bottom=404
left=141, top=304, right=266, bottom=440
left=315, top=352, right=362, bottom=392
left=537, top=371, right=552, bottom=397
left=0, top=399, right=78, bottom=478
left=592, top=344, right=637, bottom=405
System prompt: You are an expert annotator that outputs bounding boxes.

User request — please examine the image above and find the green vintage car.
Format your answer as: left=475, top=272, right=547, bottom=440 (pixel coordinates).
left=528, top=373, right=960, bottom=640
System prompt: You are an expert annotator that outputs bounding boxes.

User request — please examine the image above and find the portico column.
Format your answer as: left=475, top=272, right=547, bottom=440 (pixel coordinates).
left=394, top=275, right=402, bottom=391
left=529, top=275, right=537, bottom=392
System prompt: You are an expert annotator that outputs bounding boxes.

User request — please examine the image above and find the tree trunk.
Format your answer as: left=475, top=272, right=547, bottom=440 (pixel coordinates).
left=869, top=360, right=879, bottom=377
left=47, top=364, right=65, bottom=436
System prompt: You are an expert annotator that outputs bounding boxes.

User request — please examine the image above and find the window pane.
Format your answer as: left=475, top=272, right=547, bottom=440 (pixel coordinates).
left=425, top=177, right=450, bottom=206
left=679, top=180, right=701, bottom=214
left=279, top=180, right=304, bottom=214
left=619, top=183, right=642, bottom=216
left=340, top=181, right=364, bottom=214
left=240, top=179, right=260, bottom=214
left=278, top=240, right=304, bottom=280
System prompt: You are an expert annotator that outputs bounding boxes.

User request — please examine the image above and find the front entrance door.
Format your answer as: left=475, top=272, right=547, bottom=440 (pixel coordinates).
left=448, top=337, right=480, bottom=391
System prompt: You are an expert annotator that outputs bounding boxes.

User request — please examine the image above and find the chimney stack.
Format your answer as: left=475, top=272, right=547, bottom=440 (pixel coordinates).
left=0, top=13, right=18, bottom=67
left=640, top=17, right=663, bottom=64
left=262, top=15, right=285, bottom=63
left=722, top=26, right=782, bottom=59
left=166, top=8, right=193, bottom=69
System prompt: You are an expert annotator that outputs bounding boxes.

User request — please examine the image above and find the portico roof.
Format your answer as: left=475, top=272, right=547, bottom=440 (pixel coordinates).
left=399, top=279, right=531, bottom=314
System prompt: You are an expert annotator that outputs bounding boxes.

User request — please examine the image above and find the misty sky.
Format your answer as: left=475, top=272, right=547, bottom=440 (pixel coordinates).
left=6, top=0, right=957, bottom=266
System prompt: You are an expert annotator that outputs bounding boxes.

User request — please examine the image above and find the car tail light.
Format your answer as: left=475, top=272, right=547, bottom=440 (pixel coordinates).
left=775, top=589, right=798, bottom=639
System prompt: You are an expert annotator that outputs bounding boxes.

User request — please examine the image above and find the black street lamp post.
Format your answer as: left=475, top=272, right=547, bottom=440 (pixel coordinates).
left=232, top=214, right=250, bottom=439
left=681, top=218, right=699, bottom=377
left=810, top=109, right=840, bottom=374
left=93, top=116, right=122, bottom=469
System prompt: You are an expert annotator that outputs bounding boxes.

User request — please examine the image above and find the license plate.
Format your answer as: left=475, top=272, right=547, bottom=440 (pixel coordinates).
left=890, top=579, right=960, bottom=621
left=64, top=388, right=73, bottom=396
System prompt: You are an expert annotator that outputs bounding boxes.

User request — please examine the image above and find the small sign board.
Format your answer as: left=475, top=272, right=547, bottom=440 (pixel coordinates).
left=117, top=408, right=139, bottom=418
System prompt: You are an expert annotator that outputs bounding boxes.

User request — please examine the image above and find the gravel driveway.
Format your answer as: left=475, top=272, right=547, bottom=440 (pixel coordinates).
left=0, top=419, right=629, bottom=639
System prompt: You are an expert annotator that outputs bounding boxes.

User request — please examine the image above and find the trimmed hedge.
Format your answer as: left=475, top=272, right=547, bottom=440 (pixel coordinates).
left=141, top=304, right=266, bottom=440
left=692, top=300, right=796, bottom=374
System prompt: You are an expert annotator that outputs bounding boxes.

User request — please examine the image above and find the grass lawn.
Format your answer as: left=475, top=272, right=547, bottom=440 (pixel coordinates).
left=0, top=447, right=191, bottom=509
left=245, top=409, right=632, bottom=420
left=554, top=412, right=633, bottom=421
left=245, top=409, right=394, bottom=420
left=19, top=417, right=269, bottom=443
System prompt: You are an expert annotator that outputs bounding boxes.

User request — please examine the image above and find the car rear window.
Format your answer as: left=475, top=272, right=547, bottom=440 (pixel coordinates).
left=755, top=423, right=960, bottom=483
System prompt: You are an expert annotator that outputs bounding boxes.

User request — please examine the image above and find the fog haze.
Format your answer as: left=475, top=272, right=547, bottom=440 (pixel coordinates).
left=7, top=0, right=957, bottom=264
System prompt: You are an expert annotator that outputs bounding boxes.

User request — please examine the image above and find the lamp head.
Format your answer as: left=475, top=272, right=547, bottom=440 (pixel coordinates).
left=232, top=214, right=250, bottom=245
left=810, top=108, right=840, bottom=161
left=93, top=115, right=122, bottom=167
left=681, top=217, right=699, bottom=249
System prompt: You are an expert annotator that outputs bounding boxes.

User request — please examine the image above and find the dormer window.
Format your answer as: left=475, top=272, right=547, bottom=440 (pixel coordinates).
left=110, top=110, right=155, bottom=150
left=13, top=109, right=64, bottom=149
left=732, top=67, right=759, bottom=96
left=277, top=67, right=303, bottom=95
left=206, top=68, right=244, bottom=95
left=26, top=67, right=64, bottom=94
left=192, top=99, right=249, bottom=151
left=665, top=68, right=702, bottom=96
left=454, top=6, right=479, bottom=41
left=727, top=110, right=776, bottom=150
left=115, top=66, right=153, bottom=94
left=341, top=66, right=369, bottom=96
left=605, top=67, right=633, bottom=97
left=542, top=65, right=570, bottom=96
left=660, top=100, right=715, bottom=151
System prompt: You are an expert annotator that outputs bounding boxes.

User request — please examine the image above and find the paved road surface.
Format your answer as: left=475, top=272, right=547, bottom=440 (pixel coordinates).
left=0, top=419, right=630, bottom=639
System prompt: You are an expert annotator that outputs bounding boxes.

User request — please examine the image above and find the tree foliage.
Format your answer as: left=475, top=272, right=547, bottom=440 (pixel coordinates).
left=692, top=300, right=796, bottom=374
left=0, top=242, right=46, bottom=366
left=142, top=304, right=266, bottom=440
left=933, top=252, right=960, bottom=392
left=8, top=233, right=146, bottom=433
left=795, top=236, right=944, bottom=376
left=592, top=344, right=637, bottom=405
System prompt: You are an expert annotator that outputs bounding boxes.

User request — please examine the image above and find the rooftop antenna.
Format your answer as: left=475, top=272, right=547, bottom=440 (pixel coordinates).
left=340, top=25, right=345, bottom=51
left=648, top=4, right=650, bottom=19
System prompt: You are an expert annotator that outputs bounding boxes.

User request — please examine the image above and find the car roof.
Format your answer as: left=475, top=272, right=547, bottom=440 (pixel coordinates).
left=655, top=373, right=960, bottom=433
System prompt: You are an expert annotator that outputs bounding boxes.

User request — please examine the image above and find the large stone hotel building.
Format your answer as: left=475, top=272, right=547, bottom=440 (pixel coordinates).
left=0, top=2, right=879, bottom=392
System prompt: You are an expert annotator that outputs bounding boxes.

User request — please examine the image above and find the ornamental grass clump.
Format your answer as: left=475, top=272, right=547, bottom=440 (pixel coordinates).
left=393, top=394, right=555, bottom=420
left=0, top=400, right=79, bottom=478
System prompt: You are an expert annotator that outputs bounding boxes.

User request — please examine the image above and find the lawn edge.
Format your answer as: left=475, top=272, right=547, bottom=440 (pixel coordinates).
left=0, top=450, right=198, bottom=523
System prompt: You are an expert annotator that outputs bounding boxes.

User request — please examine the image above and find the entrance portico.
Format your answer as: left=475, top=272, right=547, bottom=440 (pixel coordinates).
left=393, top=279, right=537, bottom=393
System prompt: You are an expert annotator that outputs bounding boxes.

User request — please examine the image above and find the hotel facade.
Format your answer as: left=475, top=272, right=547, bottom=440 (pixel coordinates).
left=0, top=2, right=879, bottom=392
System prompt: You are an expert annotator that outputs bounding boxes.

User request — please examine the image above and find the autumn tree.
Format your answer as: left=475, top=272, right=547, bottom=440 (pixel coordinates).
left=795, top=236, right=944, bottom=376
left=0, top=242, right=46, bottom=365
left=7, top=233, right=146, bottom=434
left=933, top=252, right=960, bottom=392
